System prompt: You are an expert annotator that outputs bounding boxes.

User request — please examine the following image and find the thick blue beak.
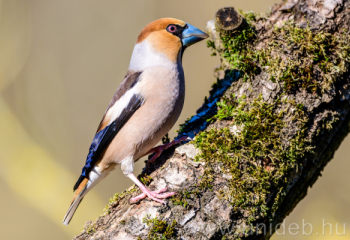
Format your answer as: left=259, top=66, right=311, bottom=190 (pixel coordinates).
left=182, top=23, right=208, bottom=47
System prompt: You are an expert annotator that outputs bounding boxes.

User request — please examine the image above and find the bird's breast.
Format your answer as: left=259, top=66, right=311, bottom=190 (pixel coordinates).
left=138, top=65, right=185, bottom=131
left=100, top=65, right=185, bottom=164
left=133, top=65, right=185, bottom=158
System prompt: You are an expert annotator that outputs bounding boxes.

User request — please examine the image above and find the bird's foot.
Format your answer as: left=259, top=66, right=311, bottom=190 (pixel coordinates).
left=148, top=136, right=190, bottom=164
left=129, top=187, right=176, bottom=204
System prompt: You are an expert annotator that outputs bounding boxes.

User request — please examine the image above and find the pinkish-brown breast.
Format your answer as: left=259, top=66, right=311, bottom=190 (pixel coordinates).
left=96, top=64, right=185, bottom=171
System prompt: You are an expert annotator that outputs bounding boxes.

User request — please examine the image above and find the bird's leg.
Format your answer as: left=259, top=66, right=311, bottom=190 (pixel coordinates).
left=128, top=137, right=190, bottom=204
left=127, top=173, right=176, bottom=204
left=147, top=136, right=189, bottom=163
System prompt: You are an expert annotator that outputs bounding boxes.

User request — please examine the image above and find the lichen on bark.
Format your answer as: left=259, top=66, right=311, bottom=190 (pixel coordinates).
left=74, top=1, right=350, bottom=239
left=194, top=2, right=350, bottom=228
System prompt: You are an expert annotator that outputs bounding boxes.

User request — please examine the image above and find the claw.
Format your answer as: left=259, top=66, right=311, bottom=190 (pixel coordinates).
left=130, top=187, right=176, bottom=204
left=129, top=187, right=167, bottom=203
left=127, top=173, right=176, bottom=204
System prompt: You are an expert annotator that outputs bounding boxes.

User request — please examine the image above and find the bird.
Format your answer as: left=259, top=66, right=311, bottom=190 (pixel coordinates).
left=63, top=18, right=208, bottom=225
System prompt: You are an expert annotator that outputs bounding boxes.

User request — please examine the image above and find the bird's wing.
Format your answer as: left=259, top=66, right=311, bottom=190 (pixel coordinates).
left=73, top=71, right=144, bottom=191
left=97, top=71, right=142, bottom=132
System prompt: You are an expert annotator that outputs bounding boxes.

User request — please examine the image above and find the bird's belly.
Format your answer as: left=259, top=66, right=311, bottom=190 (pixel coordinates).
left=135, top=98, right=183, bottom=159
left=100, top=87, right=184, bottom=167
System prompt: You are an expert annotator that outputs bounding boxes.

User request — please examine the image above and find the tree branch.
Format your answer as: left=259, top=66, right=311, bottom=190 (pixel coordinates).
left=74, top=0, right=350, bottom=239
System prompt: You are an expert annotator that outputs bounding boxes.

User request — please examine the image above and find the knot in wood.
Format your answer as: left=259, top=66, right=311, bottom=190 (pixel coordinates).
left=215, top=7, right=243, bottom=31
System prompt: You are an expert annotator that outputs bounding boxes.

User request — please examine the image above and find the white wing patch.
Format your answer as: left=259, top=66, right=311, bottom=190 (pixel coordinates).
left=104, top=84, right=142, bottom=127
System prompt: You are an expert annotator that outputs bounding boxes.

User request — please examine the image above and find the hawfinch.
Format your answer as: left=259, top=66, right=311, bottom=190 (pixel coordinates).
left=63, top=18, right=208, bottom=225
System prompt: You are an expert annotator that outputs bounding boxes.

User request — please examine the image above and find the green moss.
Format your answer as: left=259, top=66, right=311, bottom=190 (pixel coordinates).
left=219, top=16, right=258, bottom=81
left=208, top=10, right=350, bottom=94
left=206, top=11, right=269, bottom=81
left=86, top=223, right=96, bottom=234
left=103, top=174, right=154, bottom=214
left=177, top=73, right=238, bottom=135
left=198, top=166, right=214, bottom=190
left=258, top=21, right=350, bottom=93
left=170, top=192, right=189, bottom=208
left=143, top=215, right=177, bottom=240
left=120, top=220, right=126, bottom=225
left=170, top=189, right=198, bottom=208
left=177, top=116, right=193, bottom=134
left=322, top=112, right=339, bottom=131
left=207, top=40, right=217, bottom=56
left=211, top=98, right=237, bottom=121
left=240, top=10, right=262, bottom=24
left=180, top=8, right=350, bottom=232
left=103, top=186, right=138, bottom=214
left=138, top=173, right=152, bottom=186
left=205, top=11, right=257, bottom=79
left=193, top=95, right=313, bottom=221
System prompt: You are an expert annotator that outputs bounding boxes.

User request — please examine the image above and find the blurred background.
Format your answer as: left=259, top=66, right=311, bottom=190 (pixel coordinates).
left=0, top=0, right=349, bottom=239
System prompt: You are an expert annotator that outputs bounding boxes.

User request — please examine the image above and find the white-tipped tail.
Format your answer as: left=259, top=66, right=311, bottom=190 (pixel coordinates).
left=63, top=195, right=84, bottom=225
left=63, top=167, right=107, bottom=225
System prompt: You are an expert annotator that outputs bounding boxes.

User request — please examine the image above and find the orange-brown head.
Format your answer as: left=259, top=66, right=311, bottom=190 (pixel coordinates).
left=135, top=18, right=208, bottom=63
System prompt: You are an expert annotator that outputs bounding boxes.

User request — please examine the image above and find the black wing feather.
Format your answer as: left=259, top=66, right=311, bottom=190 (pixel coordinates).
left=73, top=94, right=144, bottom=191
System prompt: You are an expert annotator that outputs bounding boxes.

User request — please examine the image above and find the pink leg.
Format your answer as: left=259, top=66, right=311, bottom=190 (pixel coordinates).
left=147, top=136, right=190, bottom=163
left=127, top=173, right=176, bottom=204
left=130, top=187, right=169, bottom=203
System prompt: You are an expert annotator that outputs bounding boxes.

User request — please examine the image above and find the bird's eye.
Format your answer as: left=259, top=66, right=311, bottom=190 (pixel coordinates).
left=167, top=25, right=177, bottom=33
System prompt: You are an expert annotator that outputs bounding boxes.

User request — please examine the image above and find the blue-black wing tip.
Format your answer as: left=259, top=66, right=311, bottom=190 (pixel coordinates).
left=73, top=175, right=86, bottom=191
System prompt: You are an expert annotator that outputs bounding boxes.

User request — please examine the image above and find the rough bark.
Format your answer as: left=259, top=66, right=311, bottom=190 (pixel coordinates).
left=74, top=0, right=350, bottom=239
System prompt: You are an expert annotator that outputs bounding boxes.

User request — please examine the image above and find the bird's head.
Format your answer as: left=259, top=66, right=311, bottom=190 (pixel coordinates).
left=136, top=18, right=208, bottom=63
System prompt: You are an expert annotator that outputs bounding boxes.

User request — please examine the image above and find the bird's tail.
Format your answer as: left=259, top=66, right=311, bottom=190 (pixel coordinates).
left=63, top=167, right=107, bottom=225
left=63, top=178, right=88, bottom=225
